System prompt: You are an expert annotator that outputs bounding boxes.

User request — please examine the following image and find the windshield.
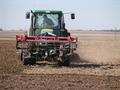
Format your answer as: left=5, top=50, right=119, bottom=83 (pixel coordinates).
left=34, top=14, right=60, bottom=29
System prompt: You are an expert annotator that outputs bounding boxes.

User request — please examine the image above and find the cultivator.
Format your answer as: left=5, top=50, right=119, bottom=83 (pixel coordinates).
left=16, top=10, right=78, bottom=65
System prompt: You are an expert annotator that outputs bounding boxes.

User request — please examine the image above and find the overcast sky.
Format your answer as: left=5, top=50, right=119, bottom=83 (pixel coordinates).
left=0, top=0, right=120, bottom=30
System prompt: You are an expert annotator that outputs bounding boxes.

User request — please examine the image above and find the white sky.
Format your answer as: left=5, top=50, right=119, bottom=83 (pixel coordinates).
left=0, top=0, right=120, bottom=30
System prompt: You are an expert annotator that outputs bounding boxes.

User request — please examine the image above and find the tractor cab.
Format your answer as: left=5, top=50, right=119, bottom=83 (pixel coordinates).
left=26, top=10, right=75, bottom=37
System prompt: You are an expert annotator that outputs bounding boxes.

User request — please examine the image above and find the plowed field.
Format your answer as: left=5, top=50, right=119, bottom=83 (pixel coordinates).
left=0, top=31, right=120, bottom=90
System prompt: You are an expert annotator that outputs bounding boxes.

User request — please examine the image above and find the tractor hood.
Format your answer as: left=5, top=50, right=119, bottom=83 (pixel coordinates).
left=40, top=29, right=56, bottom=36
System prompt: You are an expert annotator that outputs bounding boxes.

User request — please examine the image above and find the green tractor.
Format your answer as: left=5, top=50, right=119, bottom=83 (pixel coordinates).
left=16, top=10, right=78, bottom=66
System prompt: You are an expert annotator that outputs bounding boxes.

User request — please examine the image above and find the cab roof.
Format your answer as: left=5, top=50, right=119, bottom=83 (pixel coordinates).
left=31, top=10, right=63, bottom=14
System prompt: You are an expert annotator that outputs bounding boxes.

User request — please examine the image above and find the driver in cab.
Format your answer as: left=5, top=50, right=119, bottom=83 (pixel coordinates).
left=43, top=15, right=54, bottom=28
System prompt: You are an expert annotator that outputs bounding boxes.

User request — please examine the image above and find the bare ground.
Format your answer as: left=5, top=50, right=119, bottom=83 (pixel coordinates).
left=0, top=31, right=120, bottom=90
left=0, top=74, right=120, bottom=90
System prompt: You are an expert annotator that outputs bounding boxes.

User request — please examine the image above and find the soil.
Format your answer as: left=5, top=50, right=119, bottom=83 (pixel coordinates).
left=0, top=74, right=120, bottom=90
left=0, top=31, right=120, bottom=90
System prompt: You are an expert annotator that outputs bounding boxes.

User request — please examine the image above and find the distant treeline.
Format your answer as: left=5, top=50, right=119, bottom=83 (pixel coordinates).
left=70, top=29, right=120, bottom=32
left=94, top=30, right=120, bottom=32
left=0, top=28, right=120, bottom=32
left=0, top=28, right=3, bottom=31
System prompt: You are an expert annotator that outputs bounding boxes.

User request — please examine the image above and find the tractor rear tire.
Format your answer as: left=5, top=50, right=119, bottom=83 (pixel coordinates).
left=23, top=57, right=36, bottom=65
left=29, top=57, right=36, bottom=65
left=63, top=59, right=70, bottom=66
left=23, top=57, right=30, bottom=65
left=57, top=56, right=70, bottom=66
left=21, top=51, right=36, bottom=65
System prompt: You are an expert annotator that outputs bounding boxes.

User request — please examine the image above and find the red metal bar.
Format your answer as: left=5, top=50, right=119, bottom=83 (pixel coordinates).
left=25, top=40, right=70, bottom=43
left=16, top=35, right=77, bottom=43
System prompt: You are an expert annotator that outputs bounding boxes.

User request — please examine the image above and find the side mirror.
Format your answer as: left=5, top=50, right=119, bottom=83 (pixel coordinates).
left=71, top=13, right=75, bottom=19
left=26, top=12, right=30, bottom=19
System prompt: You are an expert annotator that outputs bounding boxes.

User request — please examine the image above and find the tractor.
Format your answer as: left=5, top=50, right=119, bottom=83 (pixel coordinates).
left=16, top=10, right=78, bottom=66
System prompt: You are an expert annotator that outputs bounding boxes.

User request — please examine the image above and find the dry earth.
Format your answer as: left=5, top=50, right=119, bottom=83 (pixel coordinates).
left=0, top=30, right=120, bottom=90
